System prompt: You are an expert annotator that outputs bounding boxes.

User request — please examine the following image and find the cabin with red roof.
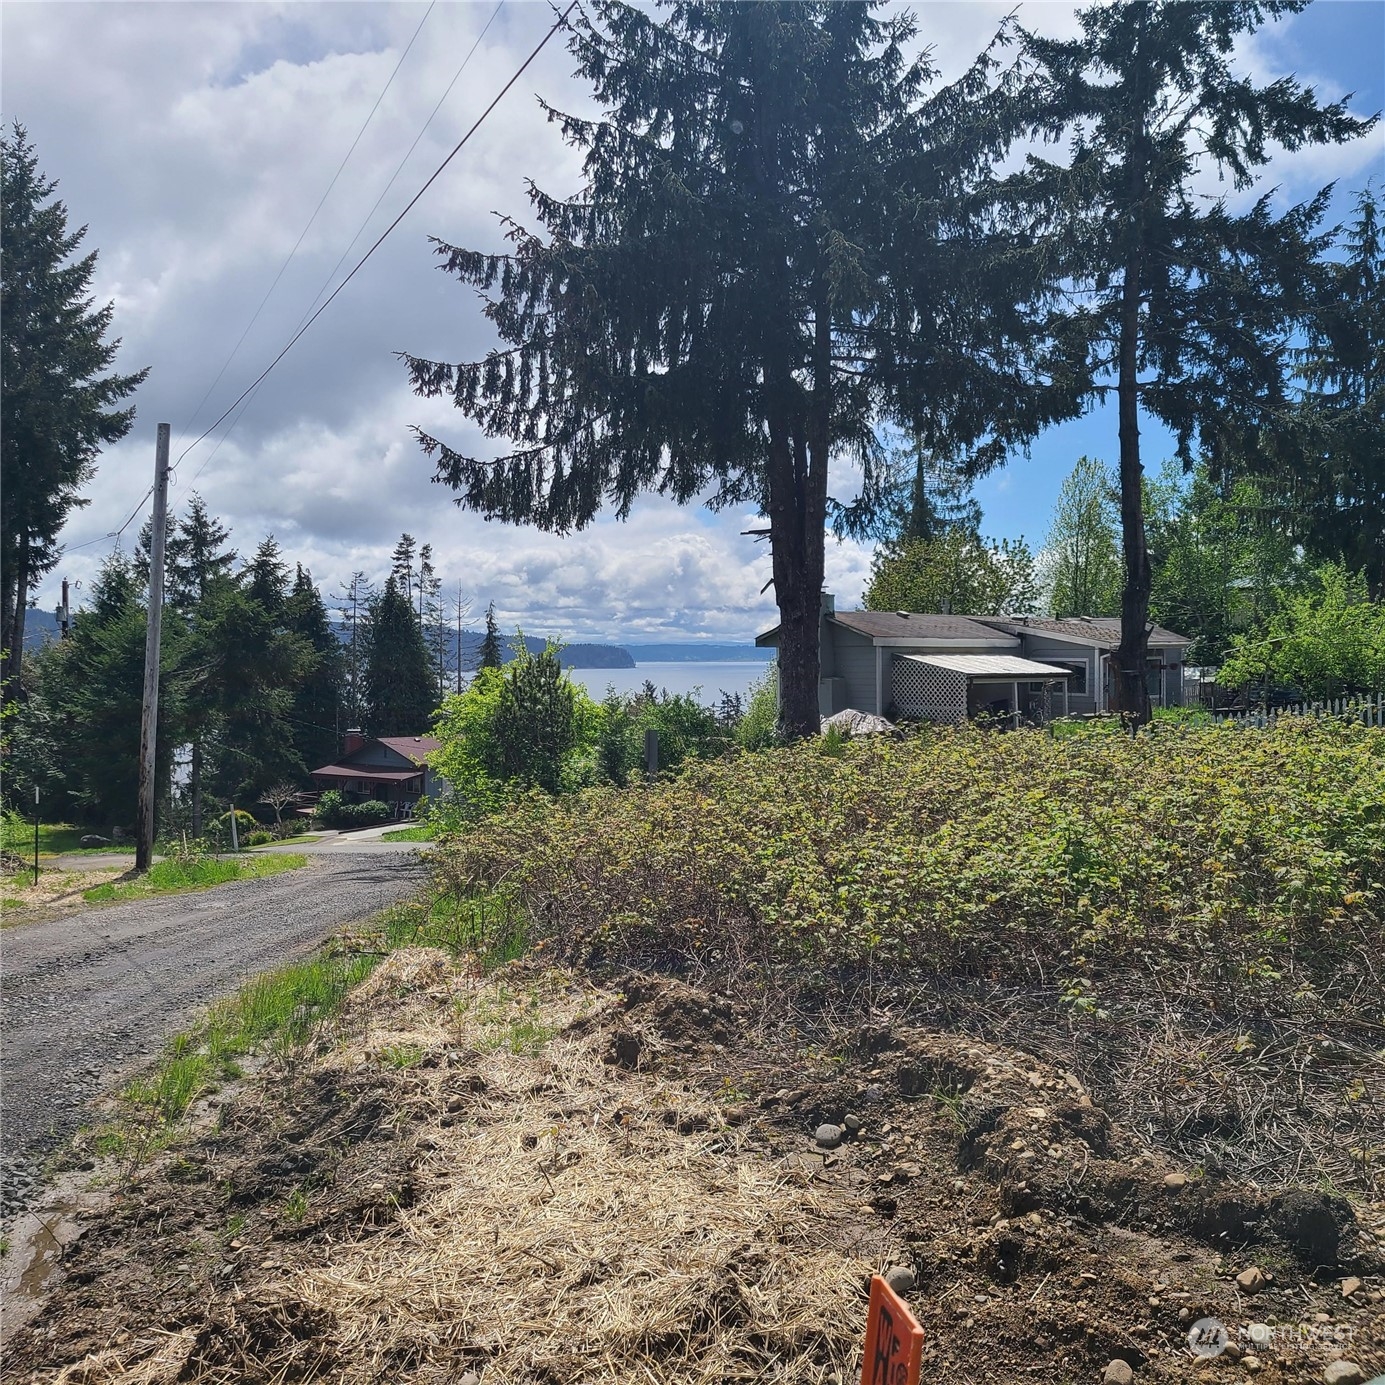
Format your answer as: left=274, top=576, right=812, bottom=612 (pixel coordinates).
left=309, top=731, right=442, bottom=816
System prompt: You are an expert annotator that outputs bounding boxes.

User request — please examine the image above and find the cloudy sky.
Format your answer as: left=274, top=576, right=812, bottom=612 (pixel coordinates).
left=5, top=1, right=1382, bottom=642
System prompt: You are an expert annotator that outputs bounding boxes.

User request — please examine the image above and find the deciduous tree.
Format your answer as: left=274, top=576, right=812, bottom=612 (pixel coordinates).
left=1043, top=456, right=1123, bottom=617
left=865, top=530, right=1038, bottom=616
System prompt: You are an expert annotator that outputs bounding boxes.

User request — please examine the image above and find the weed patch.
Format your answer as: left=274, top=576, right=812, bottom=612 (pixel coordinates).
left=435, top=719, right=1385, bottom=1019
left=82, top=852, right=305, bottom=904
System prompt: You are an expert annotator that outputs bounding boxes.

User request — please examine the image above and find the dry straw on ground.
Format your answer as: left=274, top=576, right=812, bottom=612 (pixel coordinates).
left=299, top=951, right=878, bottom=1383
left=51, top=950, right=891, bottom=1383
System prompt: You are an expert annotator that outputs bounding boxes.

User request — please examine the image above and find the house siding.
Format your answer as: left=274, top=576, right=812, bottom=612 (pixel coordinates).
left=830, top=625, right=879, bottom=713
left=1014, top=636, right=1100, bottom=716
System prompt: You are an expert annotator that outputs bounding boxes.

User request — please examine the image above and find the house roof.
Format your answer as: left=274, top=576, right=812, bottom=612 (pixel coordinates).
left=898, top=653, right=1073, bottom=677
left=970, top=616, right=1190, bottom=648
left=310, top=764, right=425, bottom=782
left=374, top=735, right=441, bottom=763
left=755, top=610, right=1017, bottom=647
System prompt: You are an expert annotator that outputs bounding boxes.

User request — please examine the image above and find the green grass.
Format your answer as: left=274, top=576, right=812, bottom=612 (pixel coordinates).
left=0, top=820, right=137, bottom=858
left=82, top=852, right=306, bottom=903
left=96, top=892, right=525, bottom=1163
left=382, top=824, right=435, bottom=842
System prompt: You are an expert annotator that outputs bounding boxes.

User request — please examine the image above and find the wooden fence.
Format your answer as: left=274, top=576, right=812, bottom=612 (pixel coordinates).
left=1215, top=692, right=1385, bottom=729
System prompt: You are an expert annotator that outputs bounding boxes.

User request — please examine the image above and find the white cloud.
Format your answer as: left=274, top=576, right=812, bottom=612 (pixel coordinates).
left=4, top=0, right=1377, bottom=641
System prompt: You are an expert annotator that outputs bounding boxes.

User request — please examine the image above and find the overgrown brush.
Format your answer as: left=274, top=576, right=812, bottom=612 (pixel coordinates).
left=434, top=719, right=1385, bottom=1017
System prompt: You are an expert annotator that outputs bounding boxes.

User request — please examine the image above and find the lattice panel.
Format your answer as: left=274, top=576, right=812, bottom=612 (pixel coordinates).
left=892, top=659, right=967, bottom=723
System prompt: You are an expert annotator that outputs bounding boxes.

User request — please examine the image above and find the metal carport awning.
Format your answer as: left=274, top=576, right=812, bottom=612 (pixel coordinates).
left=897, top=654, right=1073, bottom=677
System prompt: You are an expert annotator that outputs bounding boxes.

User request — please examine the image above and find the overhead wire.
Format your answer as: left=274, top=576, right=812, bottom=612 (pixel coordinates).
left=180, top=0, right=577, bottom=488
left=292, top=0, right=507, bottom=336
left=175, top=1, right=438, bottom=454
left=182, top=0, right=507, bottom=489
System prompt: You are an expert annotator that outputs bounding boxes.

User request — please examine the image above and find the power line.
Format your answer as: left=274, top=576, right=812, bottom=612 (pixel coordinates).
left=181, top=0, right=577, bottom=486
left=63, top=485, right=157, bottom=554
left=181, top=1, right=506, bottom=490
left=176, top=1, right=437, bottom=450
left=293, top=0, right=506, bottom=336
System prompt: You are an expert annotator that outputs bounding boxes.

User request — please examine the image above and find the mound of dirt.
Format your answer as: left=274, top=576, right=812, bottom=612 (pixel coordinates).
left=4, top=955, right=1382, bottom=1384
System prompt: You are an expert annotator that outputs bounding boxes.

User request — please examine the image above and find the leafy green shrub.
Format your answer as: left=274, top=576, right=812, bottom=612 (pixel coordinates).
left=314, top=790, right=345, bottom=825
left=314, top=794, right=392, bottom=828
left=433, top=719, right=1385, bottom=1012
left=245, top=831, right=276, bottom=847
left=735, top=664, right=781, bottom=750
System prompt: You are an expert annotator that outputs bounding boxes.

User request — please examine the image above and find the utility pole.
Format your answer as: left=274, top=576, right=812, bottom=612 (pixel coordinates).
left=136, top=423, right=171, bottom=873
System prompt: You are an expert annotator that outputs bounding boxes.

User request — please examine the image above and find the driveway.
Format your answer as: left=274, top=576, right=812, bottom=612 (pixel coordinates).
left=0, top=849, right=426, bottom=1219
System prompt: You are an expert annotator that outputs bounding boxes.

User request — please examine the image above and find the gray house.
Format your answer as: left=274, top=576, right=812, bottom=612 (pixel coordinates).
left=755, top=601, right=1191, bottom=725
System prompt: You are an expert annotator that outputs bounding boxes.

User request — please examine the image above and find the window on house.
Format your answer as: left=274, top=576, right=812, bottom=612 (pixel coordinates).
left=1055, top=660, right=1088, bottom=694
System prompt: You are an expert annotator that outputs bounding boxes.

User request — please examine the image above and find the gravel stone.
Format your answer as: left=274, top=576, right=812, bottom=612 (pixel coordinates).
left=1323, top=1363, right=1365, bottom=1385
left=1102, top=1360, right=1134, bottom=1385
left=883, top=1265, right=915, bottom=1294
left=815, top=1124, right=844, bottom=1149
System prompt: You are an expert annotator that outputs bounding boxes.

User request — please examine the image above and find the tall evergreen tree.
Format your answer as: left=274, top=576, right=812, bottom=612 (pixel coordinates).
left=245, top=535, right=289, bottom=619
left=1016, top=0, right=1373, bottom=722
left=168, top=497, right=238, bottom=833
left=363, top=576, right=435, bottom=736
left=333, top=571, right=375, bottom=729
left=403, top=2, right=1075, bottom=737
left=390, top=533, right=418, bottom=600
left=285, top=564, right=345, bottom=773
left=478, top=601, right=504, bottom=670
left=44, top=555, right=180, bottom=827
left=1, top=124, right=148, bottom=697
left=196, top=575, right=309, bottom=804
left=168, top=494, right=237, bottom=613
left=1251, top=190, right=1384, bottom=593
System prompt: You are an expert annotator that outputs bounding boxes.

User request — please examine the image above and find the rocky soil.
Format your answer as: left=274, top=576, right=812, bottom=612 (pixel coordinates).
left=2, top=951, right=1381, bottom=1384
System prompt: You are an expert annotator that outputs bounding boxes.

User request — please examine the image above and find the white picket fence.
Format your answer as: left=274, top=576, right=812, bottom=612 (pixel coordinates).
left=1216, top=691, right=1385, bottom=729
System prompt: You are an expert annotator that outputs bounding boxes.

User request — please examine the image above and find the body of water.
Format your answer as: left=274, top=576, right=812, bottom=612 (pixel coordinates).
left=565, top=660, right=773, bottom=706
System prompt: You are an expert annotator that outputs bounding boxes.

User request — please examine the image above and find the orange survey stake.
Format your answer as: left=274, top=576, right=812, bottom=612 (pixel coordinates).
left=860, top=1274, right=924, bottom=1385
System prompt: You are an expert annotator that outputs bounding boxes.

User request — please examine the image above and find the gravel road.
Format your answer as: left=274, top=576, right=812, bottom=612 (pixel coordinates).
left=0, top=851, right=426, bottom=1218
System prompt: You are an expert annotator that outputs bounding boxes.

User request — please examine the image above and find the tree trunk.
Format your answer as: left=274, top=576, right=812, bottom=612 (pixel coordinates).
left=1112, top=261, right=1153, bottom=728
left=1, top=540, right=30, bottom=700
left=190, top=741, right=203, bottom=837
left=767, top=416, right=825, bottom=741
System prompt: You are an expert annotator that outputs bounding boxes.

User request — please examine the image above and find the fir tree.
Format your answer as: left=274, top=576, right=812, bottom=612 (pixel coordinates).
left=403, top=2, right=1075, bottom=738
left=196, top=575, right=309, bottom=803
left=245, top=535, right=289, bottom=620
left=363, top=576, right=435, bottom=737
left=1016, top=0, right=1373, bottom=721
left=390, top=533, right=417, bottom=600
left=285, top=565, right=345, bottom=773
left=333, top=571, right=375, bottom=728
left=1, top=124, right=148, bottom=697
left=168, top=494, right=237, bottom=612
left=1255, top=191, right=1385, bottom=593
left=44, top=555, right=180, bottom=827
left=168, top=497, right=237, bottom=834
left=479, top=602, right=504, bottom=670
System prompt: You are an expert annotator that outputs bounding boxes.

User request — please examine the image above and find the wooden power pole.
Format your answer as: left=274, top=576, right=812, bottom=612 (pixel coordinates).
left=136, top=423, right=171, bottom=873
